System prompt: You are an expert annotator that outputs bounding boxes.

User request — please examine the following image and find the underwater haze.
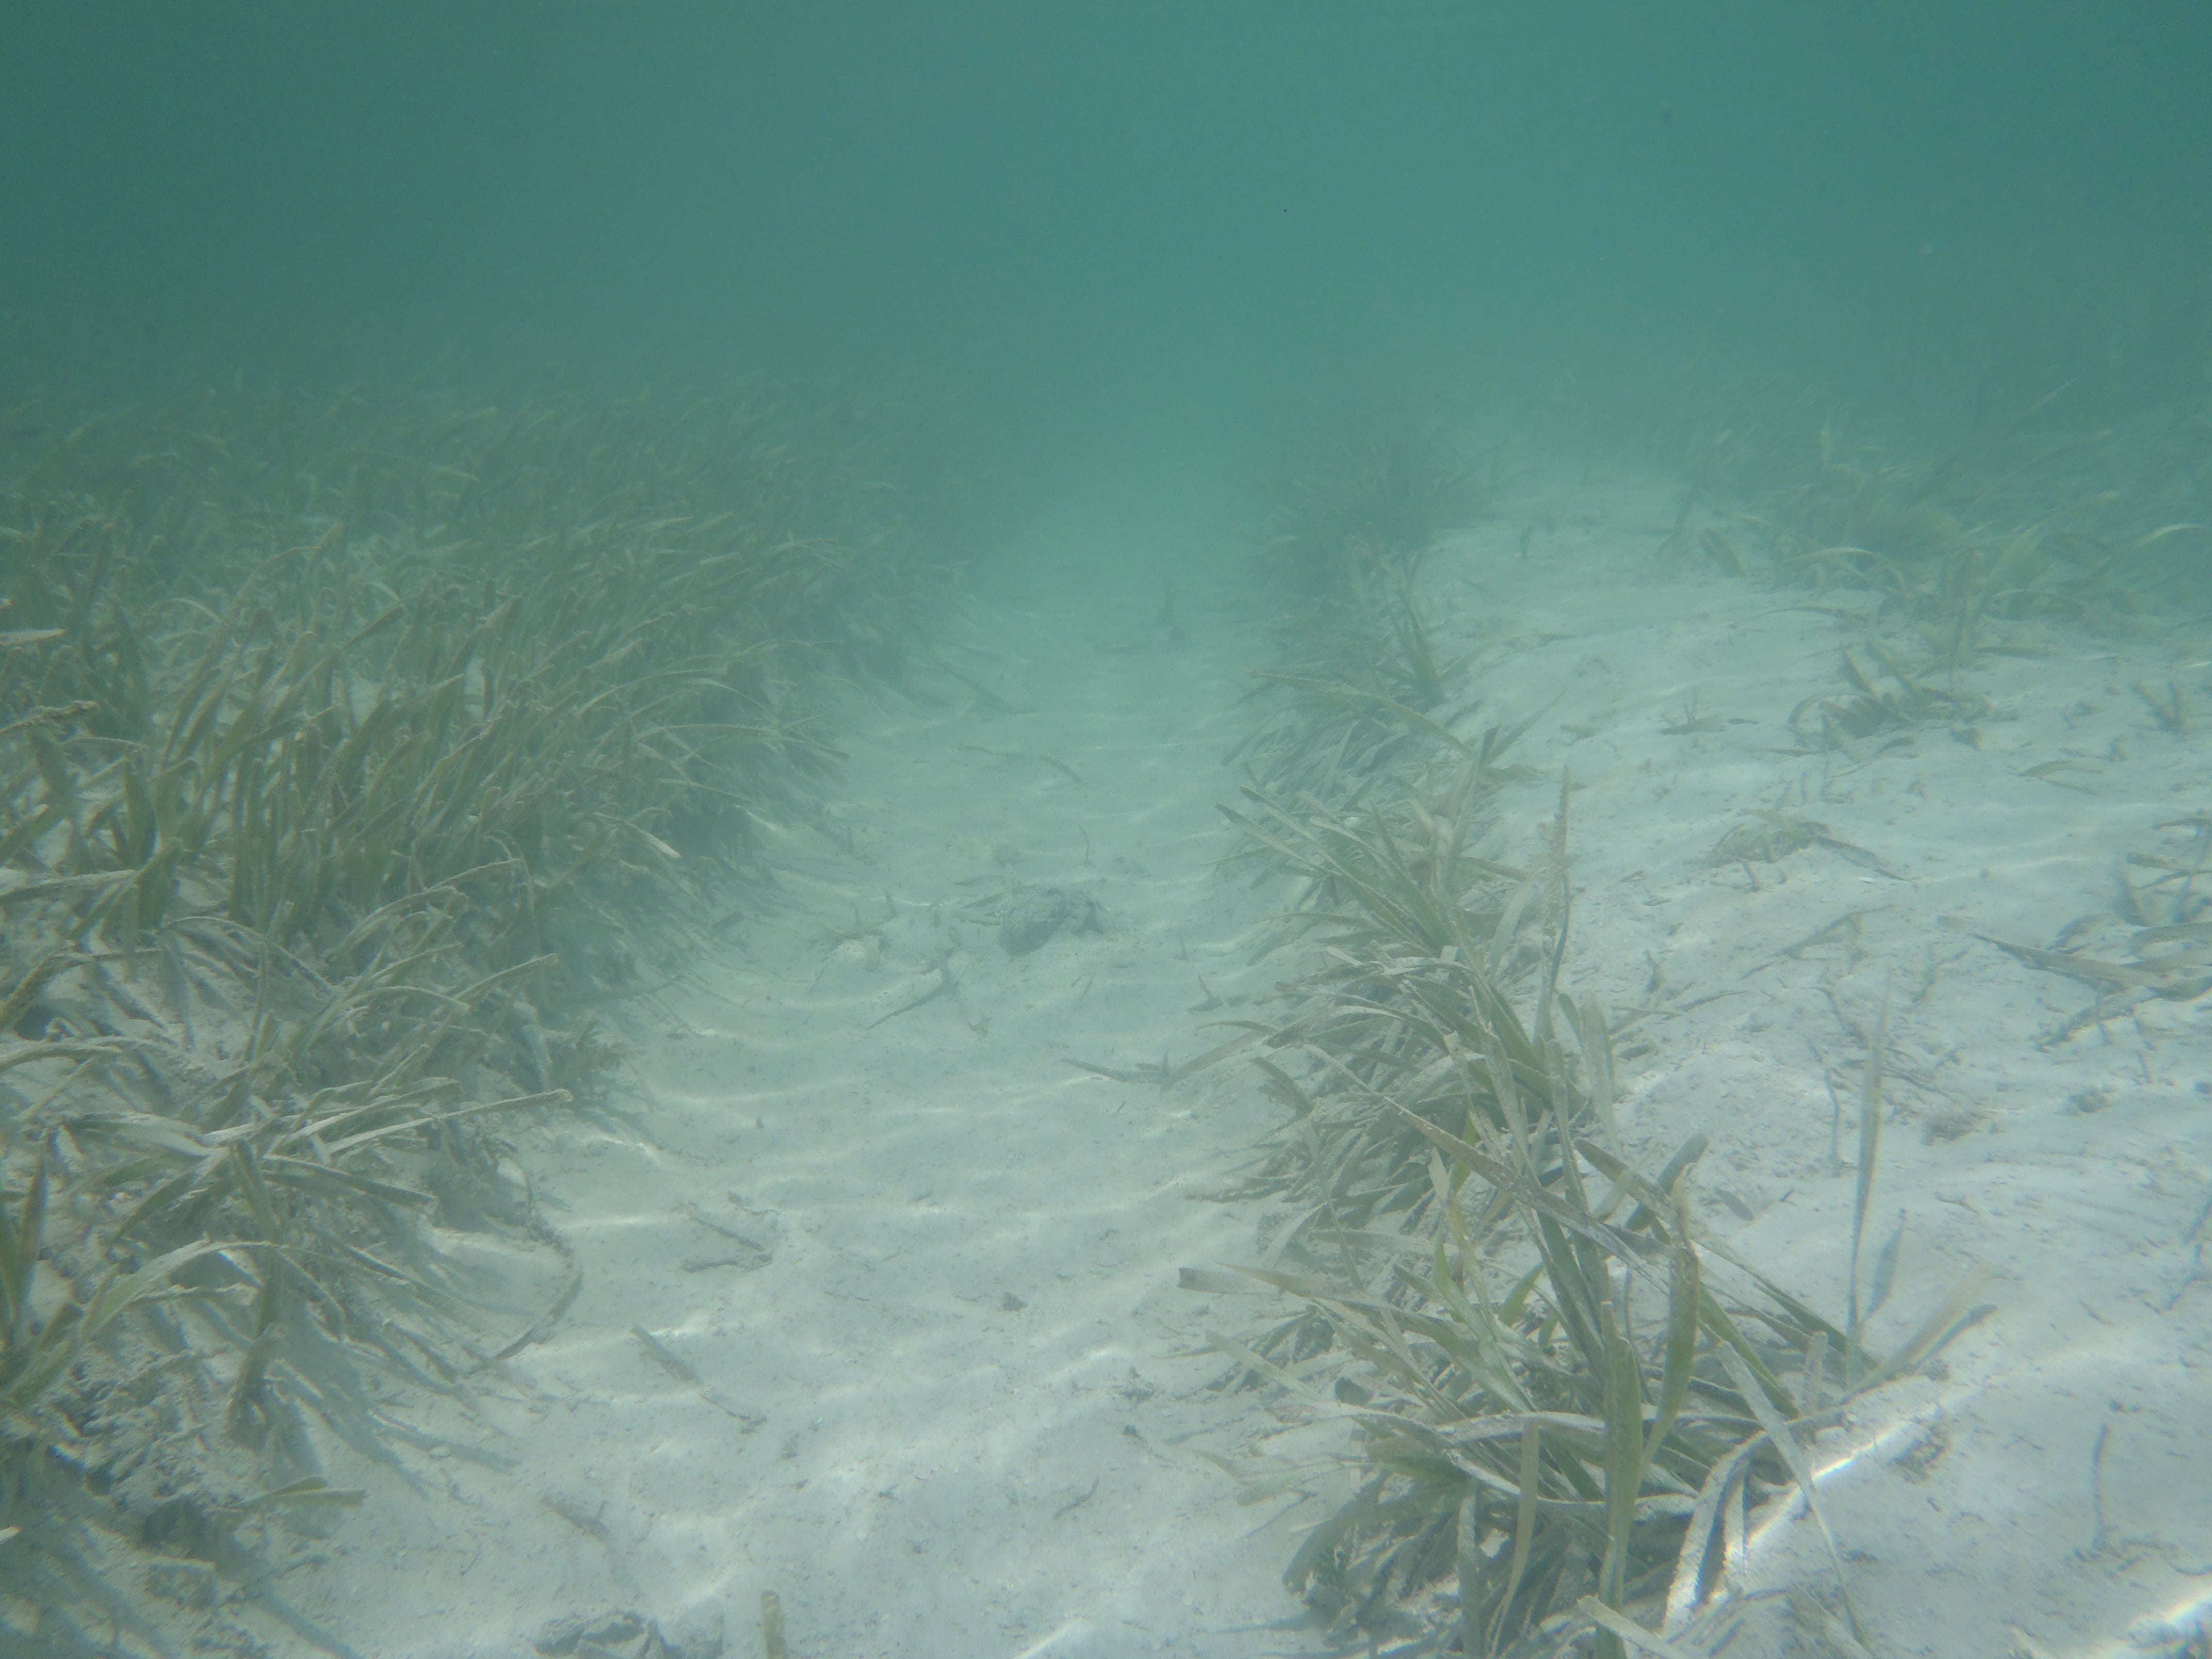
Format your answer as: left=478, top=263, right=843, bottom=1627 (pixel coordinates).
left=9, top=2, right=2212, bottom=446
left=4, top=6, right=2212, bottom=1659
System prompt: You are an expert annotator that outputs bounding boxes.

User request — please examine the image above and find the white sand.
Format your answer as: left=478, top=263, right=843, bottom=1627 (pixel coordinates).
left=296, top=462, right=2211, bottom=1659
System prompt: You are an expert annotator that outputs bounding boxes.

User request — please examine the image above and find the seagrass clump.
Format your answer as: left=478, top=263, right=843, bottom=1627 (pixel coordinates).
left=1260, top=400, right=1483, bottom=599
left=1201, top=771, right=1985, bottom=1656
left=0, top=378, right=963, bottom=1652
left=1222, top=570, right=1483, bottom=807
left=1711, top=395, right=2174, bottom=650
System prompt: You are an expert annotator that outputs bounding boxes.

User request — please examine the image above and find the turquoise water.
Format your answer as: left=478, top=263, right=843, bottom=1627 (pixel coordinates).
left=9, top=3, right=2210, bottom=460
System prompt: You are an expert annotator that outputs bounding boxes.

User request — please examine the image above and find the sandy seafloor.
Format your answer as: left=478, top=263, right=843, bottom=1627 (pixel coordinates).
left=293, top=460, right=2212, bottom=1659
